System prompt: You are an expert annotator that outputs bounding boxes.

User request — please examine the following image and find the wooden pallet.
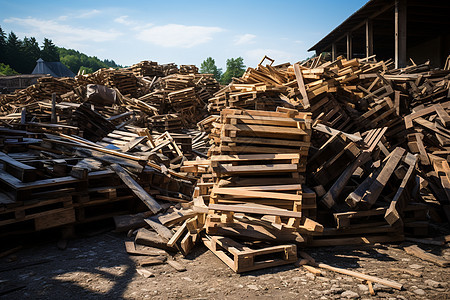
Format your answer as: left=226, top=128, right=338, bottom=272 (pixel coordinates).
left=213, top=108, right=312, bottom=155
left=74, top=195, right=137, bottom=223
left=202, top=235, right=297, bottom=273
left=210, top=184, right=302, bottom=212
left=211, top=153, right=306, bottom=177
left=0, top=195, right=75, bottom=235
left=0, top=167, right=87, bottom=202
left=333, top=207, right=389, bottom=229
left=307, top=132, right=361, bottom=187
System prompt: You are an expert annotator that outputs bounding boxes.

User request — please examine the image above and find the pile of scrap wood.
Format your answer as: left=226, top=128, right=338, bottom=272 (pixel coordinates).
left=0, top=55, right=449, bottom=276
left=0, top=60, right=220, bottom=129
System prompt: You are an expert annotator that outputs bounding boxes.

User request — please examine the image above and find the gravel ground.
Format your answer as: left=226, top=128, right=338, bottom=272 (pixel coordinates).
left=1, top=232, right=449, bottom=300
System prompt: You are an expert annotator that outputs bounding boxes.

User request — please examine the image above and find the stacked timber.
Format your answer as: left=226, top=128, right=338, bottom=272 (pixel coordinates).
left=1, top=55, right=450, bottom=276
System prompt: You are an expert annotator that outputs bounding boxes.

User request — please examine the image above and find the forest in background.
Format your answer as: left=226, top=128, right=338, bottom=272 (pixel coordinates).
left=0, top=26, right=121, bottom=76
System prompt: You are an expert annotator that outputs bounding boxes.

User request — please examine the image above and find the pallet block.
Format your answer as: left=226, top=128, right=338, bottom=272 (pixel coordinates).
left=202, top=235, right=297, bottom=273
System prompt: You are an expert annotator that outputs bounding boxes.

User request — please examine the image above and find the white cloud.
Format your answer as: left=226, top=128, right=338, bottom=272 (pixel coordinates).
left=114, top=15, right=133, bottom=26
left=114, top=15, right=153, bottom=31
left=136, top=24, right=224, bottom=48
left=77, top=9, right=101, bottom=19
left=245, top=48, right=296, bottom=66
left=235, top=33, right=256, bottom=45
left=4, top=17, right=122, bottom=47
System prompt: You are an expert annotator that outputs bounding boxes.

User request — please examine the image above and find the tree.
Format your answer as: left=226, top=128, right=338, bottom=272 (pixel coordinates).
left=0, top=27, right=6, bottom=65
left=200, top=57, right=222, bottom=81
left=5, top=32, right=22, bottom=73
left=41, top=38, right=59, bottom=62
left=21, top=37, right=41, bottom=73
left=79, top=66, right=94, bottom=75
left=0, top=63, right=19, bottom=75
left=220, top=57, right=246, bottom=84
left=58, top=47, right=121, bottom=74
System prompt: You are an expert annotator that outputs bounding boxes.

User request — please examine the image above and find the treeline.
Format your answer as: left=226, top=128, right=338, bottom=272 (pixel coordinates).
left=58, top=48, right=121, bottom=75
left=0, top=26, right=121, bottom=75
left=200, top=57, right=246, bottom=85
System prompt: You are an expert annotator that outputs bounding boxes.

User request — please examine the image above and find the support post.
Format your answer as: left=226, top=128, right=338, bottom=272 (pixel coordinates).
left=331, top=43, right=337, bottom=61
left=395, top=0, right=407, bottom=68
left=365, top=19, right=373, bottom=58
left=346, top=33, right=352, bottom=60
left=51, top=93, right=57, bottom=124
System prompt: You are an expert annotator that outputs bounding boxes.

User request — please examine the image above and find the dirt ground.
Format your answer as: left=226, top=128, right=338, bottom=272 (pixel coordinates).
left=1, top=231, right=449, bottom=300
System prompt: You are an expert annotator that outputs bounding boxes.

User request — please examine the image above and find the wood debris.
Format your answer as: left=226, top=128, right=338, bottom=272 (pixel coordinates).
left=0, top=54, right=449, bottom=282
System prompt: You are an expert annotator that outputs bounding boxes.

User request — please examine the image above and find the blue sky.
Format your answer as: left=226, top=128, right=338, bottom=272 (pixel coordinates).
left=0, top=0, right=367, bottom=69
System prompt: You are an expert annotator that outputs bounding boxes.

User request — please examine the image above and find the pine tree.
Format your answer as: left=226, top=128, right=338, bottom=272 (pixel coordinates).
left=41, top=38, right=60, bottom=62
left=0, top=27, right=6, bottom=65
left=200, top=57, right=222, bottom=81
left=22, top=37, right=41, bottom=73
left=5, top=32, right=22, bottom=72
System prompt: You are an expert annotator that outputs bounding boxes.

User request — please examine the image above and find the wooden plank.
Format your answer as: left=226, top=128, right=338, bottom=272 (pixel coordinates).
left=167, top=221, right=187, bottom=247
left=435, top=104, right=450, bottom=127
left=349, top=147, right=405, bottom=208
left=139, top=256, right=166, bottom=266
left=158, top=208, right=196, bottom=227
left=222, top=124, right=307, bottom=135
left=385, top=155, right=417, bottom=225
left=220, top=136, right=310, bottom=147
left=125, top=241, right=168, bottom=256
left=210, top=153, right=300, bottom=162
left=224, top=114, right=310, bottom=127
left=313, top=123, right=362, bottom=142
left=0, top=152, right=36, bottom=182
left=113, top=212, right=152, bottom=232
left=144, top=218, right=174, bottom=242
left=215, top=163, right=298, bottom=175
left=167, top=259, right=186, bottom=272
left=0, top=168, right=80, bottom=191
left=135, top=228, right=174, bottom=252
left=321, top=151, right=371, bottom=209
left=299, top=252, right=403, bottom=290
left=110, top=163, right=161, bottom=214
left=225, top=184, right=302, bottom=192
left=404, top=245, right=450, bottom=267
left=212, top=187, right=301, bottom=201
left=208, top=203, right=301, bottom=218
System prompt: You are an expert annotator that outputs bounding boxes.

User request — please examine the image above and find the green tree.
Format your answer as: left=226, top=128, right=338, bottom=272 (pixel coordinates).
left=60, top=54, right=81, bottom=73
left=5, top=32, right=22, bottom=73
left=103, top=59, right=120, bottom=68
left=21, top=37, right=41, bottom=73
left=41, top=38, right=60, bottom=62
left=0, top=63, right=19, bottom=75
left=58, top=47, right=121, bottom=74
left=0, top=27, right=6, bottom=65
left=220, top=57, right=245, bottom=84
left=200, top=57, right=222, bottom=81
left=79, top=66, right=94, bottom=75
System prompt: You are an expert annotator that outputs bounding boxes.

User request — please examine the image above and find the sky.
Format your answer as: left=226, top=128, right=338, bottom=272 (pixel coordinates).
left=0, top=0, right=368, bottom=69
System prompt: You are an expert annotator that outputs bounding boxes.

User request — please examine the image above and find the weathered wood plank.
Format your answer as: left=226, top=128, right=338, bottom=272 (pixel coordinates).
left=110, top=163, right=161, bottom=214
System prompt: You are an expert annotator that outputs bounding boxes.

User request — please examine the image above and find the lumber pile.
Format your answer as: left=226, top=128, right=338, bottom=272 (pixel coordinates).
left=0, top=54, right=449, bottom=277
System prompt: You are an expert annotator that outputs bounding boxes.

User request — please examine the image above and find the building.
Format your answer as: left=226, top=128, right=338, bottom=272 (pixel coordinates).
left=308, top=0, right=450, bottom=68
left=0, top=74, right=46, bottom=94
left=32, top=58, right=75, bottom=78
